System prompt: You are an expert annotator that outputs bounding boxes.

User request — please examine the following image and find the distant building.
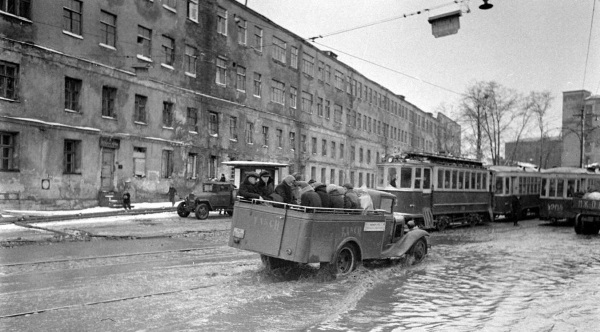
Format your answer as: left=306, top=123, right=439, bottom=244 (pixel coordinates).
left=561, top=90, right=600, bottom=167
left=0, top=0, right=460, bottom=209
left=504, top=137, right=562, bottom=169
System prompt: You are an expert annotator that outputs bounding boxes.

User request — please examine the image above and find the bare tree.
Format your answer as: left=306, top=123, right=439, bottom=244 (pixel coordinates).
left=523, top=90, right=554, bottom=168
left=459, top=81, right=524, bottom=165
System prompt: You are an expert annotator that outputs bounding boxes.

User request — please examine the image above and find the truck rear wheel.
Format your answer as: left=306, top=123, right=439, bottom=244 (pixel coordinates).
left=329, top=243, right=358, bottom=277
left=177, top=202, right=190, bottom=217
left=195, top=203, right=209, bottom=220
left=409, top=238, right=428, bottom=264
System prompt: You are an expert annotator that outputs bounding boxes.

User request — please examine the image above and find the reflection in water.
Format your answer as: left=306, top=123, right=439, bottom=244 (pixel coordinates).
left=312, top=223, right=600, bottom=331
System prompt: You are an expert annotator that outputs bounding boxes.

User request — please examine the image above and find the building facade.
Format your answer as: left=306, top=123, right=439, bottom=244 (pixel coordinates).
left=561, top=90, right=600, bottom=167
left=504, top=137, right=562, bottom=169
left=0, top=0, right=460, bottom=210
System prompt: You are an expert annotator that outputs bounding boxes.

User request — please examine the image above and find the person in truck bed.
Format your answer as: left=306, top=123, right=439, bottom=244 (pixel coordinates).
left=239, top=172, right=263, bottom=200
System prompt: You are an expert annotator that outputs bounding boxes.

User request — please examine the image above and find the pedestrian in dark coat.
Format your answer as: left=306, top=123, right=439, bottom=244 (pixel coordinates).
left=257, top=170, right=274, bottom=199
left=219, top=174, right=226, bottom=182
left=312, top=182, right=331, bottom=208
left=239, top=172, right=262, bottom=200
left=343, top=183, right=360, bottom=209
left=167, top=186, right=177, bottom=207
left=297, top=181, right=322, bottom=207
left=327, top=184, right=346, bottom=208
left=122, top=192, right=132, bottom=210
left=275, top=175, right=296, bottom=204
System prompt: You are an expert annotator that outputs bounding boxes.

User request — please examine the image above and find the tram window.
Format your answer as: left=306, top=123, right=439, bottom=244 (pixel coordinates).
left=414, top=168, right=422, bottom=189
left=445, top=169, right=451, bottom=189
left=557, top=179, right=565, bottom=198
left=503, top=178, right=509, bottom=195
left=378, top=166, right=384, bottom=187
left=388, top=167, right=397, bottom=188
left=400, top=168, right=412, bottom=188
left=458, top=171, right=464, bottom=189
left=451, top=170, right=458, bottom=189
left=437, top=169, right=444, bottom=189
left=541, top=178, right=547, bottom=196
left=423, top=168, right=431, bottom=189
left=472, top=172, right=477, bottom=190
left=465, top=171, right=471, bottom=190
left=476, top=173, right=482, bottom=190
left=483, top=173, right=488, bottom=191
left=567, top=179, right=575, bottom=197
left=549, top=179, right=556, bottom=197
left=495, top=177, right=503, bottom=194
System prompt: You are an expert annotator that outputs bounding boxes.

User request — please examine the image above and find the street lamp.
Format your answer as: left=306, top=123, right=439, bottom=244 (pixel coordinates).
left=479, top=0, right=493, bottom=10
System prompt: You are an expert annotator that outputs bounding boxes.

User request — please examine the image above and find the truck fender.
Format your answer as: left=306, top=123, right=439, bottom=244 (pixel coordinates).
left=195, top=200, right=213, bottom=210
left=381, top=229, right=429, bottom=258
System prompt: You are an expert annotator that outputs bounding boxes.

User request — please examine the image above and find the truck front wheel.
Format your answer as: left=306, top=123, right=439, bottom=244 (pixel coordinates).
left=574, top=215, right=584, bottom=234
left=330, top=243, right=358, bottom=277
left=409, top=238, right=428, bottom=265
left=195, top=203, right=210, bottom=220
left=177, top=202, right=190, bottom=218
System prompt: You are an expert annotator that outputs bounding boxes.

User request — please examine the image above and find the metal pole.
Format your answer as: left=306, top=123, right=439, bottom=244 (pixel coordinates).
left=580, top=107, right=585, bottom=168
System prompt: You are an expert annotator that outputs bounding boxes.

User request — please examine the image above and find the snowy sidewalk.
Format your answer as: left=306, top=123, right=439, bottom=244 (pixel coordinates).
left=0, top=201, right=181, bottom=224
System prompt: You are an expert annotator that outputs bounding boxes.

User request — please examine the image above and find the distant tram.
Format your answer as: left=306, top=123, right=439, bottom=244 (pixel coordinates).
left=376, top=152, right=493, bottom=230
left=489, top=165, right=541, bottom=221
left=539, top=167, right=600, bottom=223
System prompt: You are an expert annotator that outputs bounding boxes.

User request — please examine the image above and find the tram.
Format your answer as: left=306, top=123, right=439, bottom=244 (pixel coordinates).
left=488, top=165, right=541, bottom=221
left=539, top=167, right=600, bottom=223
left=376, top=152, right=493, bottom=230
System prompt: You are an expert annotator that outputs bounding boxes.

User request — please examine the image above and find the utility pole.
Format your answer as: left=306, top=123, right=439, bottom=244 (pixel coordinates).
left=573, top=107, right=585, bottom=168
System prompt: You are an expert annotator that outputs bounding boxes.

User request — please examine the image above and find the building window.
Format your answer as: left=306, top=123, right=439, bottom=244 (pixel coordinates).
left=184, top=45, right=197, bottom=75
left=101, top=86, right=117, bottom=118
left=217, top=7, right=227, bottom=36
left=334, top=104, right=342, bottom=123
left=137, top=25, right=152, bottom=59
left=208, top=111, right=219, bottom=135
left=134, top=94, right=147, bottom=123
left=99, top=11, right=116, bottom=47
left=318, top=61, right=324, bottom=81
left=64, top=76, right=82, bottom=112
left=253, top=72, right=262, bottom=97
left=331, top=141, right=336, bottom=159
left=0, top=132, right=17, bottom=171
left=164, top=0, right=177, bottom=10
left=161, top=150, right=173, bottom=178
left=367, top=149, right=371, bottom=164
left=302, top=53, right=314, bottom=77
left=272, top=36, right=286, bottom=63
left=311, top=167, right=316, bottom=182
left=237, top=17, right=247, bottom=45
left=216, top=56, right=227, bottom=86
left=229, top=116, right=238, bottom=141
left=187, top=0, right=198, bottom=22
left=311, top=137, right=317, bottom=154
left=325, top=65, right=331, bottom=84
left=289, top=131, right=296, bottom=150
left=254, top=26, right=263, bottom=52
left=359, top=147, right=364, bottom=163
left=187, top=107, right=198, bottom=132
left=276, top=129, right=283, bottom=148
left=351, top=146, right=356, bottom=162
left=322, top=139, right=327, bottom=156
left=290, top=46, right=298, bottom=69
left=334, top=70, right=344, bottom=90
left=63, top=0, right=82, bottom=35
left=317, top=97, right=323, bottom=117
left=133, top=147, right=146, bottom=177
left=63, top=139, right=81, bottom=174
left=236, top=66, right=246, bottom=92
left=321, top=168, right=326, bottom=183
left=1, top=0, right=31, bottom=19
left=245, top=121, right=254, bottom=144
left=162, top=35, right=175, bottom=66
left=301, top=134, right=307, bottom=153
left=0, top=61, right=18, bottom=100
left=301, top=91, right=313, bottom=114
left=271, top=80, right=285, bottom=105
left=331, top=169, right=336, bottom=185
left=186, top=153, right=198, bottom=179
left=340, top=143, right=344, bottom=159
left=325, top=100, right=331, bottom=119
left=290, top=87, right=297, bottom=109
left=162, top=102, right=174, bottom=127
left=262, top=126, right=269, bottom=146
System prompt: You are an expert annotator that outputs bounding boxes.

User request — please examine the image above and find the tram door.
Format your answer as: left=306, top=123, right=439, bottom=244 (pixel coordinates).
left=421, top=168, right=434, bottom=228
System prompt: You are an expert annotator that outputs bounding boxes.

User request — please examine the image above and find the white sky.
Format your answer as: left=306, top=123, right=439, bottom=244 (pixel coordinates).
left=239, top=0, right=600, bottom=137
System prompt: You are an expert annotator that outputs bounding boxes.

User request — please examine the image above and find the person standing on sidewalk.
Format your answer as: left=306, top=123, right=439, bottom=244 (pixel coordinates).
left=167, top=186, right=177, bottom=207
left=122, top=192, right=132, bottom=210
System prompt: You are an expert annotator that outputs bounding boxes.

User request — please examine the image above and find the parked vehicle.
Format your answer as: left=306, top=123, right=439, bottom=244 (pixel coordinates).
left=177, top=181, right=237, bottom=219
left=228, top=189, right=429, bottom=277
left=573, top=194, right=600, bottom=234
left=489, top=165, right=541, bottom=222
left=539, top=167, right=600, bottom=223
left=376, top=152, right=493, bottom=231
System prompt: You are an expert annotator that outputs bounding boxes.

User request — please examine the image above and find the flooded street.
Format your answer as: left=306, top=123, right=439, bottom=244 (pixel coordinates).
left=1, top=217, right=599, bottom=331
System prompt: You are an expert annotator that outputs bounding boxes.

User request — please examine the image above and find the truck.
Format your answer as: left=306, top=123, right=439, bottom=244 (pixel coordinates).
left=228, top=189, right=430, bottom=276
left=572, top=195, right=600, bottom=235
left=177, top=181, right=237, bottom=220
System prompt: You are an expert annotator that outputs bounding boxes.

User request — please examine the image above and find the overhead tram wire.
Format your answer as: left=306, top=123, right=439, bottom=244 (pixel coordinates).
left=582, top=0, right=597, bottom=94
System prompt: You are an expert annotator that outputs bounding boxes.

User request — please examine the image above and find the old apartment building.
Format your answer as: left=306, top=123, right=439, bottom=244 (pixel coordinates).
left=562, top=90, right=600, bottom=167
left=0, top=0, right=461, bottom=209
